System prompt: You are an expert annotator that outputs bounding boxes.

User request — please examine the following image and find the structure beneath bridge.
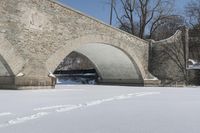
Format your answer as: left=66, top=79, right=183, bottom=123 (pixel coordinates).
left=0, top=0, right=162, bottom=89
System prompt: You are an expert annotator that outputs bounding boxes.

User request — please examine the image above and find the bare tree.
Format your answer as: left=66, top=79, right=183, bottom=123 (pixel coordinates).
left=151, top=15, right=185, bottom=40
left=150, top=30, right=189, bottom=85
left=185, top=0, right=200, bottom=27
left=185, top=0, right=200, bottom=61
left=162, top=38, right=188, bottom=84
left=113, top=0, right=175, bottom=39
left=113, top=0, right=136, bottom=34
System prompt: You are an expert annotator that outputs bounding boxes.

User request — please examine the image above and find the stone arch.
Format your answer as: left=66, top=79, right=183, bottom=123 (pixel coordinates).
left=45, top=34, right=146, bottom=84
left=0, top=34, right=25, bottom=76
left=0, top=54, right=14, bottom=76
left=0, top=53, right=15, bottom=86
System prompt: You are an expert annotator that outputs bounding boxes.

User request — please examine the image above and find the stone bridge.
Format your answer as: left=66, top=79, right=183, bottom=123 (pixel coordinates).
left=0, top=0, right=160, bottom=89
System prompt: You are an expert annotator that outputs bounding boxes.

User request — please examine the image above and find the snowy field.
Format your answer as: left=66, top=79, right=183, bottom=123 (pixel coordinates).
left=0, top=85, right=200, bottom=133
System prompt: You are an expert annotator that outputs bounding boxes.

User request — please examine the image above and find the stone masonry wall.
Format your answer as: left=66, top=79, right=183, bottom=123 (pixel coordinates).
left=0, top=0, right=154, bottom=87
left=189, top=29, right=200, bottom=62
left=188, top=29, right=200, bottom=85
left=149, top=30, right=187, bottom=85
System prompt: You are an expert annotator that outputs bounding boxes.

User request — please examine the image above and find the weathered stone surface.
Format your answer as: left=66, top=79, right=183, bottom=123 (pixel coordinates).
left=0, top=60, right=9, bottom=76
left=149, top=29, right=187, bottom=85
left=187, top=29, right=200, bottom=85
left=189, top=30, right=200, bottom=62
left=0, top=0, right=158, bottom=88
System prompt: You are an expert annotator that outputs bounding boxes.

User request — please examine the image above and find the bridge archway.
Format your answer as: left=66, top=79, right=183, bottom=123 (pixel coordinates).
left=0, top=54, right=15, bottom=86
left=0, top=34, right=26, bottom=88
left=0, top=54, right=14, bottom=76
left=47, top=42, right=144, bottom=85
left=0, top=34, right=25, bottom=76
left=46, top=34, right=146, bottom=81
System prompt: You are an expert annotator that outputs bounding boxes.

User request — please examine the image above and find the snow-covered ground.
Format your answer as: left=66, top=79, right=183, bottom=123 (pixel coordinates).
left=188, top=59, right=200, bottom=69
left=0, top=85, right=200, bottom=133
left=188, top=64, right=200, bottom=69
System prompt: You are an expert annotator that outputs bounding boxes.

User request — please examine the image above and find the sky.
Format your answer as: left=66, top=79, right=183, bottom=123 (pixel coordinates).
left=58, top=0, right=191, bottom=25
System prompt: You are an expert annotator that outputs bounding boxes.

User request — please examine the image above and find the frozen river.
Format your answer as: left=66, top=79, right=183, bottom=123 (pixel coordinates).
left=0, top=85, right=200, bottom=133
